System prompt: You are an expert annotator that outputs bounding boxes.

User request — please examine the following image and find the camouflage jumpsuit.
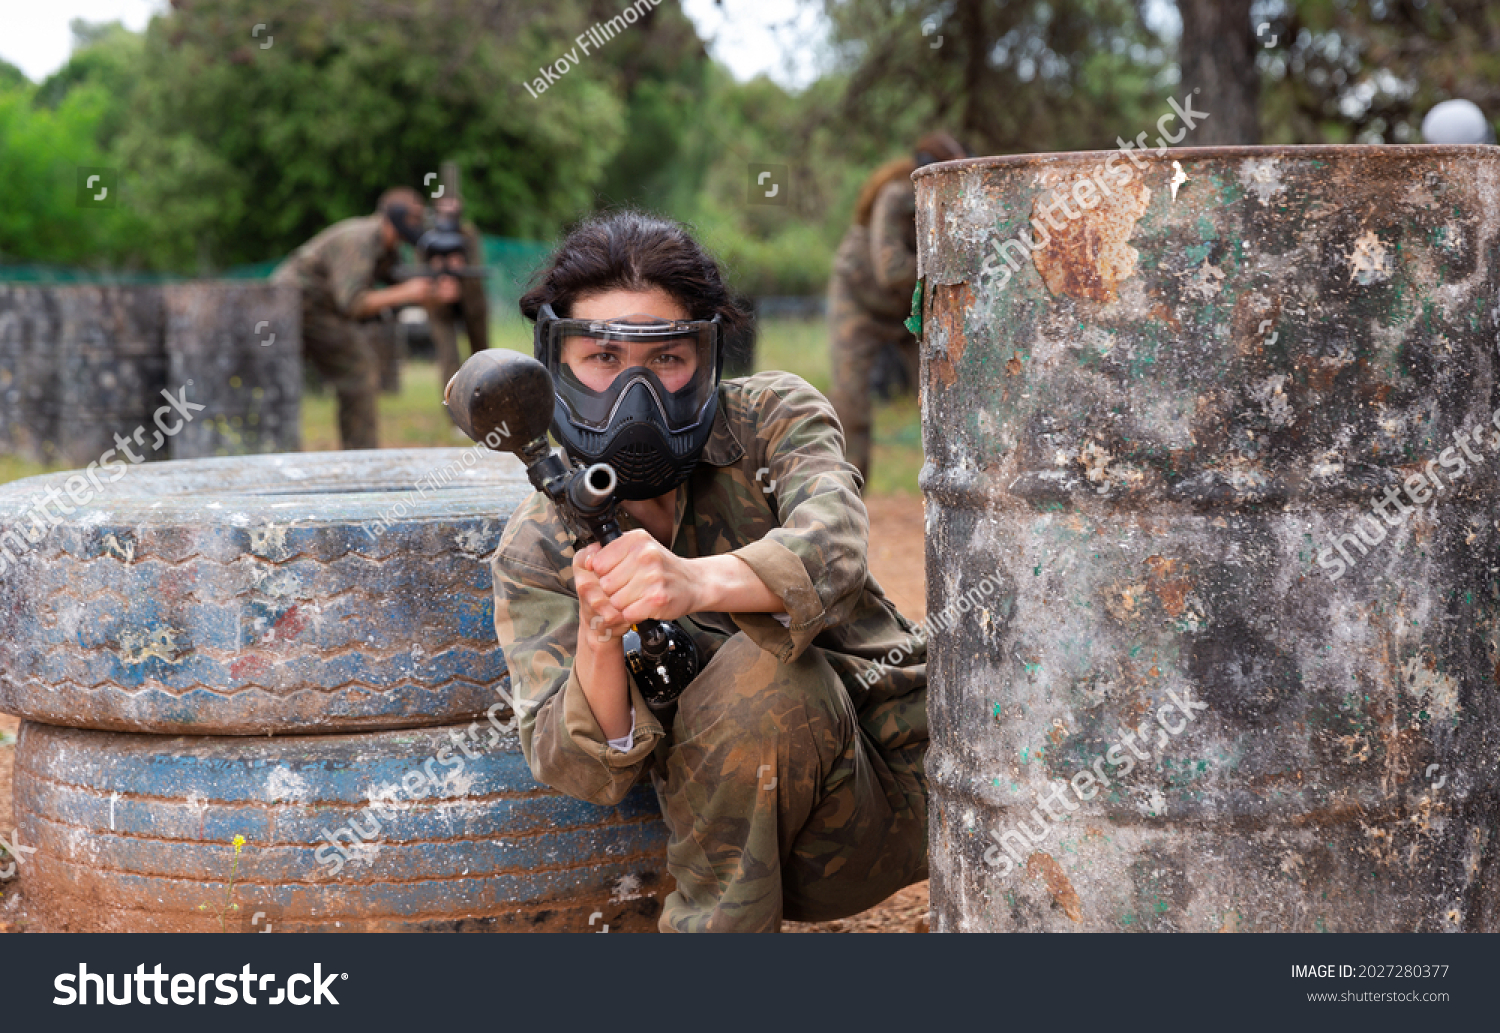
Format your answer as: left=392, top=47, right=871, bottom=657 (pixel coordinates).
left=271, top=214, right=397, bottom=450
left=828, top=177, right=920, bottom=484
left=492, top=372, right=928, bottom=932
left=422, top=221, right=490, bottom=392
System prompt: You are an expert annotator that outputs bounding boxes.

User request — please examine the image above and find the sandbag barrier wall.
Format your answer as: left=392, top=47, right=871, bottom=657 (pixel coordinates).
left=0, top=282, right=301, bottom=467
left=915, top=145, right=1500, bottom=932
left=0, top=449, right=671, bottom=931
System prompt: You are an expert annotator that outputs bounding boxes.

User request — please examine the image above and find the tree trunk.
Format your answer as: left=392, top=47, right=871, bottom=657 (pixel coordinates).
left=956, top=0, right=987, bottom=146
left=1178, top=0, right=1260, bottom=145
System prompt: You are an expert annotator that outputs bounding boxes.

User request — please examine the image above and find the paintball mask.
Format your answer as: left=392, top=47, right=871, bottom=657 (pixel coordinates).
left=534, top=303, right=722, bottom=500
left=382, top=202, right=427, bottom=246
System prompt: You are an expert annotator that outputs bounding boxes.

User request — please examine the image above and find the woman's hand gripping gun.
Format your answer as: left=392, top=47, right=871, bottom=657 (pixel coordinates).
left=445, top=350, right=699, bottom=712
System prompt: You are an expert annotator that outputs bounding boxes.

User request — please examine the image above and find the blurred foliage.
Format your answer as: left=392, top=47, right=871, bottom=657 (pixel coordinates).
left=0, top=78, right=152, bottom=267
left=1256, top=0, right=1500, bottom=144
left=3, top=2, right=633, bottom=271
left=1, top=0, right=1495, bottom=294
left=804, top=0, right=1177, bottom=155
left=116, top=0, right=634, bottom=271
left=0, top=58, right=28, bottom=92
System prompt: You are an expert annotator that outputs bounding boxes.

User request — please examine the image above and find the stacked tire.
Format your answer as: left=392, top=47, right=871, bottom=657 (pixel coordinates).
left=0, top=449, right=669, bottom=932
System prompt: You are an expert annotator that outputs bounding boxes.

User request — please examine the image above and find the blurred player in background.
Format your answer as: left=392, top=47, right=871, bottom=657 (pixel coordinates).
left=828, top=132, right=968, bottom=485
left=272, top=187, right=459, bottom=449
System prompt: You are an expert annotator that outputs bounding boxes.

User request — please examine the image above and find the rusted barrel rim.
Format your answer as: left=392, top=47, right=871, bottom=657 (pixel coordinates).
left=913, top=143, right=1499, bottom=179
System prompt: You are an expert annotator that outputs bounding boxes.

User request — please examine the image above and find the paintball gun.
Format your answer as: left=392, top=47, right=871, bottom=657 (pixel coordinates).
left=445, top=350, right=700, bottom=712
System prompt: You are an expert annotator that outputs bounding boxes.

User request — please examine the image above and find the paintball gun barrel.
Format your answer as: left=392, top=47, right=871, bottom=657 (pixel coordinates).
left=446, top=350, right=699, bottom=712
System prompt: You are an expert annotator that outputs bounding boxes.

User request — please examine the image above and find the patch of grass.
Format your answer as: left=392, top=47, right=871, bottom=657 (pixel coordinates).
left=0, top=455, right=53, bottom=487
left=750, top=316, right=923, bottom=497
left=868, top=394, right=924, bottom=497
left=753, top=317, right=832, bottom=396
left=302, top=361, right=466, bottom=452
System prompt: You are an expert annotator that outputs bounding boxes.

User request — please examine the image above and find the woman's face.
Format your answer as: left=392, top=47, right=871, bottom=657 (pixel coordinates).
left=562, top=288, right=700, bottom=394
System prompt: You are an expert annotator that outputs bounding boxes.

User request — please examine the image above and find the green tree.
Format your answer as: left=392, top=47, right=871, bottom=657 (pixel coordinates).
left=0, top=58, right=27, bottom=93
left=583, top=0, right=716, bottom=215
left=35, top=19, right=146, bottom=148
left=113, top=0, right=629, bottom=270
left=0, top=79, right=150, bottom=268
left=802, top=0, right=1173, bottom=156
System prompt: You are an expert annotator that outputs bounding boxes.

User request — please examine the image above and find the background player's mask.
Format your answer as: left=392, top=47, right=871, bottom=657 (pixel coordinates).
left=382, top=202, right=427, bottom=246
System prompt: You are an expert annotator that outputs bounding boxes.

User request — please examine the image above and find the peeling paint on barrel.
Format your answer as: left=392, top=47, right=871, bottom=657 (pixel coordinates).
left=1030, top=168, right=1151, bottom=303
left=915, top=145, right=1500, bottom=932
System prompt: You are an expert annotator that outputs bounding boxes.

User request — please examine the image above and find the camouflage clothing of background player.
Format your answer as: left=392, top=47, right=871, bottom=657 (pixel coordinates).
left=423, top=219, right=490, bottom=391
left=272, top=214, right=396, bottom=450
left=828, top=178, right=919, bottom=485
left=492, top=371, right=928, bottom=933
left=828, top=132, right=968, bottom=484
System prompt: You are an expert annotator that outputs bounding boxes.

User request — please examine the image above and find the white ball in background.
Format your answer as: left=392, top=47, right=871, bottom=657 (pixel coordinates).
left=1421, top=99, right=1496, bottom=145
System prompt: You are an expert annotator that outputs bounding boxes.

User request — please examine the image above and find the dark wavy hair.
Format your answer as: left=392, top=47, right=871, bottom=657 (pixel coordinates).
left=519, top=210, right=752, bottom=339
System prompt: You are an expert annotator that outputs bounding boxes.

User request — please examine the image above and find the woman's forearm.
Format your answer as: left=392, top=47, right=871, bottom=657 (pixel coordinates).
left=573, top=626, right=633, bottom=741
left=691, top=554, right=785, bottom=615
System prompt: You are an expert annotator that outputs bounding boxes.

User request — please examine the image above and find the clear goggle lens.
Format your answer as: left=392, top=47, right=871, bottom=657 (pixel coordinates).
left=537, top=311, right=719, bottom=432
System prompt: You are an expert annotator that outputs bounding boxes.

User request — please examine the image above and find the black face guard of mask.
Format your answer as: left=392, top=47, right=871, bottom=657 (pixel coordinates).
left=533, top=303, right=723, bottom=500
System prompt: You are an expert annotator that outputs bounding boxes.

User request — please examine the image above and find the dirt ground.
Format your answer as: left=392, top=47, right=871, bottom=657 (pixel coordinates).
left=0, top=492, right=930, bottom=934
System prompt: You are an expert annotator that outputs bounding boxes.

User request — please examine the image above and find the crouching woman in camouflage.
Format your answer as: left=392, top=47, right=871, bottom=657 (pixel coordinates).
left=489, top=211, right=928, bottom=932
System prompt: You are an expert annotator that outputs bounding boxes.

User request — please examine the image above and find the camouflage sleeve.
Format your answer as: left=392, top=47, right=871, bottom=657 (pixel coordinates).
left=491, top=503, right=666, bottom=806
left=328, top=221, right=383, bottom=318
left=869, top=180, right=918, bottom=295
left=728, top=375, right=870, bottom=662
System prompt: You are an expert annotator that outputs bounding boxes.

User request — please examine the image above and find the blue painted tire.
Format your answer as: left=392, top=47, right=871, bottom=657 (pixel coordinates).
left=0, top=448, right=531, bottom=735
left=15, top=719, right=669, bottom=932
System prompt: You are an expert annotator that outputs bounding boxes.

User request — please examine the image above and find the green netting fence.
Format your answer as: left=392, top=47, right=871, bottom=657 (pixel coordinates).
left=0, top=235, right=555, bottom=314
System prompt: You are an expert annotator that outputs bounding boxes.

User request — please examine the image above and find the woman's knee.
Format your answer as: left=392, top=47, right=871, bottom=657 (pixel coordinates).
left=672, top=633, right=850, bottom=746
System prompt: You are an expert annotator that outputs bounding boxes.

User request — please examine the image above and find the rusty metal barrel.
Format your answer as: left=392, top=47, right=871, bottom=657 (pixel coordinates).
left=915, top=145, right=1500, bottom=932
